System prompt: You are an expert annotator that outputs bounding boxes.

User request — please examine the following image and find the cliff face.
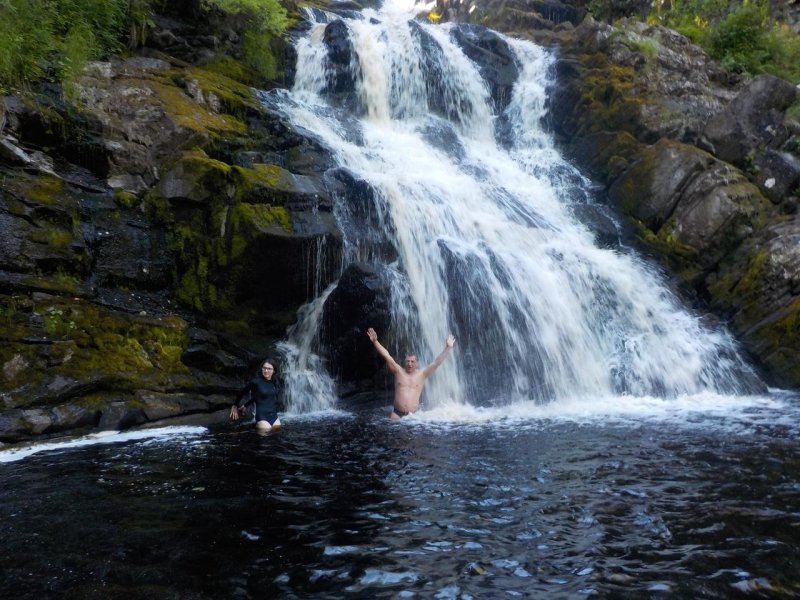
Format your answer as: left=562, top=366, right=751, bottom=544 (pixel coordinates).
left=0, top=9, right=343, bottom=442
left=2, top=0, right=799, bottom=443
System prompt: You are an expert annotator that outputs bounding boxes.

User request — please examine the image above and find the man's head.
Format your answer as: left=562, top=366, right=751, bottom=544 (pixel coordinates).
left=403, top=354, right=418, bottom=373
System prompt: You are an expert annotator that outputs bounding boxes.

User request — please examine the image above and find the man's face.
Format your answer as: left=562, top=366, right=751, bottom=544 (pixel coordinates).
left=404, top=355, right=418, bottom=373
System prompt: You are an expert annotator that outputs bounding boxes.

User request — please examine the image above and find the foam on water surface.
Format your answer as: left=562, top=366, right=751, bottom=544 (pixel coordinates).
left=0, top=426, right=207, bottom=464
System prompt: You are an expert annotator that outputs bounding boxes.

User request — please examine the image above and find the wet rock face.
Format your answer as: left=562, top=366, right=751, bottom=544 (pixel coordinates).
left=321, top=19, right=363, bottom=112
left=320, top=263, right=392, bottom=386
left=449, top=24, right=520, bottom=115
left=701, top=75, right=799, bottom=169
left=2, top=93, right=112, bottom=178
left=710, top=215, right=800, bottom=387
left=610, top=139, right=770, bottom=274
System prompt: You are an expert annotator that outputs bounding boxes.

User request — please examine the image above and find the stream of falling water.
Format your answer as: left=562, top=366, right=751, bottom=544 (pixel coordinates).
left=275, top=0, right=760, bottom=413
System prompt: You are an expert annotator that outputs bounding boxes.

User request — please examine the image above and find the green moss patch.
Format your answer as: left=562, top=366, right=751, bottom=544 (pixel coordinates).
left=1, top=295, right=192, bottom=405
left=634, top=219, right=700, bottom=284
left=236, top=202, right=291, bottom=233
left=149, top=79, right=247, bottom=137
left=25, top=175, right=67, bottom=205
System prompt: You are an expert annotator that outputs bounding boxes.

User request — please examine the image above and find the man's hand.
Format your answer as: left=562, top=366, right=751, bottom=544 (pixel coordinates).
left=367, top=327, right=378, bottom=343
left=446, top=334, right=455, bottom=348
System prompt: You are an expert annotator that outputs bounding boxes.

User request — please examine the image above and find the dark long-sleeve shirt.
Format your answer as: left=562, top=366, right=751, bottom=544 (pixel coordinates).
left=236, top=377, right=282, bottom=421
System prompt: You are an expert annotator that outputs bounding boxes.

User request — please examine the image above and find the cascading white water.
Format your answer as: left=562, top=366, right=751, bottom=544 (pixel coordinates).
left=276, top=0, right=760, bottom=412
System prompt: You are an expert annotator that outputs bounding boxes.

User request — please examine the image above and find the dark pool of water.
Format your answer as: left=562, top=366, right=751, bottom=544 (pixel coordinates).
left=2, top=397, right=800, bottom=599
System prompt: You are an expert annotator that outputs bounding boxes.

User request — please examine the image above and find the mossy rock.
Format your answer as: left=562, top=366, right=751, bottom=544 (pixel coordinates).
left=633, top=219, right=700, bottom=285
left=708, top=215, right=800, bottom=387
left=567, top=55, right=653, bottom=138
left=171, top=193, right=294, bottom=315
left=746, top=298, right=800, bottom=386
left=567, top=130, right=642, bottom=184
left=148, top=76, right=247, bottom=138
left=157, top=148, right=234, bottom=203
left=1, top=169, right=92, bottom=277
left=610, top=139, right=772, bottom=283
left=180, top=65, right=259, bottom=116
left=235, top=202, right=292, bottom=234
left=234, top=162, right=328, bottom=205
left=0, top=295, right=192, bottom=408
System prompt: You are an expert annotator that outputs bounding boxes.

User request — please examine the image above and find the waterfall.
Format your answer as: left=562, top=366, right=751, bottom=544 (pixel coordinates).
left=274, top=1, right=761, bottom=413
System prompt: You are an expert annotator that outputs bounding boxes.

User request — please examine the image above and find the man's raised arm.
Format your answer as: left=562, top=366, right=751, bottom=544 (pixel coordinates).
left=367, top=328, right=402, bottom=373
left=422, top=334, right=455, bottom=378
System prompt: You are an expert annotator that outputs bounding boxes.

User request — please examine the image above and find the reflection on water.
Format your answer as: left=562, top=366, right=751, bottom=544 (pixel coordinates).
left=2, top=393, right=800, bottom=599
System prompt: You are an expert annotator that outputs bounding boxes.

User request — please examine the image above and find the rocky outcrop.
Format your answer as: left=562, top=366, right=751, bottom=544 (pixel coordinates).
left=0, top=8, right=345, bottom=443
left=320, top=262, right=392, bottom=385
left=709, top=214, right=800, bottom=387
left=608, top=139, right=771, bottom=281
left=702, top=74, right=797, bottom=156
left=450, top=24, right=520, bottom=114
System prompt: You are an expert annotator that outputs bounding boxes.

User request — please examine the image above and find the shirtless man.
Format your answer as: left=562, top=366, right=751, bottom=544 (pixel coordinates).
left=366, top=327, right=455, bottom=419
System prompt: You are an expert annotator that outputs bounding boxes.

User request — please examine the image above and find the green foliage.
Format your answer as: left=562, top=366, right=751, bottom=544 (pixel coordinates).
left=625, top=32, right=659, bottom=60
left=652, top=0, right=800, bottom=82
left=0, top=0, right=291, bottom=91
left=241, top=28, right=280, bottom=81
left=0, top=1, right=58, bottom=88
left=128, top=0, right=155, bottom=48
left=0, top=0, right=131, bottom=91
left=114, top=189, right=140, bottom=209
left=759, top=22, right=800, bottom=83
left=587, top=0, right=613, bottom=21
left=61, top=22, right=95, bottom=102
left=206, top=0, right=289, bottom=38
left=205, top=0, right=289, bottom=82
left=649, top=0, right=724, bottom=44
left=710, top=1, right=769, bottom=74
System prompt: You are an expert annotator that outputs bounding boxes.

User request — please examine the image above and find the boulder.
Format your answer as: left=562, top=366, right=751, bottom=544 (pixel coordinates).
left=754, top=149, right=800, bottom=205
left=701, top=74, right=798, bottom=168
left=97, top=400, right=148, bottom=431
left=320, top=263, right=392, bottom=382
left=710, top=215, right=800, bottom=387
left=321, top=19, right=362, bottom=112
left=450, top=24, right=520, bottom=114
left=610, top=139, right=771, bottom=277
left=0, top=403, right=100, bottom=442
left=156, top=149, right=235, bottom=204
